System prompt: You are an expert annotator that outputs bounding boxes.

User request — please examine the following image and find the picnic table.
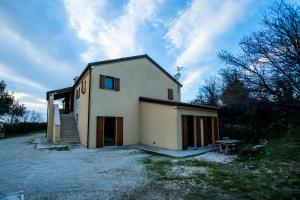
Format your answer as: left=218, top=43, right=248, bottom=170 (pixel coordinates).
left=215, top=139, right=240, bottom=154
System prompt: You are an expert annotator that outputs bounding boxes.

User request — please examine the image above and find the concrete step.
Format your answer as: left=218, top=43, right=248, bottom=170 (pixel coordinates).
left=61, top=124, right=76, bottom=127
left=61, top=138, right=80, bottom=141
left=59, top=112, right=80, bottom=144
left=61, top=127, right=77, bottom=129
left=60, top=141, right=80, bottom=144
left=61, top=135, right=78, bottom=137
left=61, top=131, right=77, bottom=134
left=60, top=136, right=79, bottom=139
left=61, top=132, right=77, bottom=135
left=61, top=136, right=79, bottom=138
left=60, top=132, right=77, bottom=134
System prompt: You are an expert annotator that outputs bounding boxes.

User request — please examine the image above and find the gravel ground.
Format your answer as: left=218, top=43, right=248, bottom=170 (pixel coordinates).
left=193, top=152, right=237, bottom=163
left=0, top=133, right=149, bottom=200
left=0, top=133, right=238, bottom=199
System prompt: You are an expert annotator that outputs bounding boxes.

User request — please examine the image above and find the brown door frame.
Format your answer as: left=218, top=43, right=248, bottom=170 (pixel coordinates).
left=116, top=117, right=123, bottom=146
left=182, top=115, right=196, bottom=150
left=182, top=115, right=188, bottom=150
left=203, top=117, right=209, bottom=146
left=195, top=116, right=201, bottom=147
left=97, top=116, right=123, bottom=148
left=96, top=116, right=104, bottom=148
left=213, top=117, right=219, bottom=142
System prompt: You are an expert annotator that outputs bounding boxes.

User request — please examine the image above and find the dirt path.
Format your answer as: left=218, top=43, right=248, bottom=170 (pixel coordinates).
left=0, top=134, right=149, bottom=200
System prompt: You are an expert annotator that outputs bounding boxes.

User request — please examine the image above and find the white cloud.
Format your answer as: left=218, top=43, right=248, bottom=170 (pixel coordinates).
left=181, top=69, right=203, bottom=93
left=13, top=92, right=30, bottom=99
left=10, top=91, right=47, bottom=120
left=14, top=93, right=47, bottom=118
left=0, top=23, right=73, bottom=75
left=0, top=63, right=47, bottom=90
left=166, top=0, right=249, bottom=67
left=22, top=101, right=47, bottom=112
left=64, top=0, right=163, bottom=62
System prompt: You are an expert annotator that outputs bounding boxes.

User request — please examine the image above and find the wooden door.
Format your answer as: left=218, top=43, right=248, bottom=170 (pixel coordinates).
left=182, top=115, right=188, bottom=150
left=96, top=116, right=104, bottom=148
left=195, top=116, right=201, bottom=147
left=116, top=117, right=123, bottom=146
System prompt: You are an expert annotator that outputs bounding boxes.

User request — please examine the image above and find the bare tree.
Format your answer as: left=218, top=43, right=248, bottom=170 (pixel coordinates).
left=191, top=77, right=220, bottom=107
left=219, top=1, right=300, bottom=106
left=220, top=69, right=251, bottom=109
left=22, top=110, right=42, bottom=123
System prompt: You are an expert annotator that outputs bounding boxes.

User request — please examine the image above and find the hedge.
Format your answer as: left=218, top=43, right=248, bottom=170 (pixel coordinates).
left=3, top=122, right=47, bottom=136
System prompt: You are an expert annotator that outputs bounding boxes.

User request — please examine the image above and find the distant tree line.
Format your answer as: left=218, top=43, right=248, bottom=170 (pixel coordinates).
left=191, top=1, right=300, bottom=141
left=0, top=80, right=43, bottom=123
left=0, top=80, right=46, bottom=136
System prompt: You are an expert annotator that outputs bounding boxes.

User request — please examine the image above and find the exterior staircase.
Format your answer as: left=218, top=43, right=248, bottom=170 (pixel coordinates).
left=60, top=112, right=80, bottom=144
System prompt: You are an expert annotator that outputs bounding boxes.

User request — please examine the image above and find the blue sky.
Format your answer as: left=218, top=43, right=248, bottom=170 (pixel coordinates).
left=0, top=0, right=295, bottom=119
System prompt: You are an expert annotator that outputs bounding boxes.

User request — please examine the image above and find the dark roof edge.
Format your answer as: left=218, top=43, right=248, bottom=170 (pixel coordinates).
left=139, top=97, right=220, bottom=111
left=46, top=87, right=73, bottom=100
left=73, top=54, right=182, bottom=88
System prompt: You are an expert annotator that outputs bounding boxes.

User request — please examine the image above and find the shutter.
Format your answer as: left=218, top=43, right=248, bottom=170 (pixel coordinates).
left=208, top=117, right=213, bottom=144
left=116, top=117, right=123, bottom=146
left=213, top=117, right=219, bottom=142
left=196, top=116, right=201, bottom=147
left=168, top=88, right=173, bottom=100
left=100, top=75, right=105, bottom=89
left=115, top=78, right=120, bottom=91
left=96, top=116, right=104, bottom=148
left=203, top=117, right=209, bottom=146
left=81, top=81, right=85, bottom=94
left=182, top=115, right=188, bottom=150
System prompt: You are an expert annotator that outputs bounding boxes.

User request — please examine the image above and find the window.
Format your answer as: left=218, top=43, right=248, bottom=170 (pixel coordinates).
left=105, top=76, right=114, bottom=89
left=99, top=75, right=120, bottom=91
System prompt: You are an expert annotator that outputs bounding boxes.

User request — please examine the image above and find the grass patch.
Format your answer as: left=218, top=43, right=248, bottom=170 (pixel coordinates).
left=0, top=130, right=45, bottom=139
left=139, top=127, right=300, bottom=199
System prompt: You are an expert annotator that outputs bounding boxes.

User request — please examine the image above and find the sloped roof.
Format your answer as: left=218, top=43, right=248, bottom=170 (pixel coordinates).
left=47, top=55, right=183, bottom=100
left=74, top=54, right=182, bottom=87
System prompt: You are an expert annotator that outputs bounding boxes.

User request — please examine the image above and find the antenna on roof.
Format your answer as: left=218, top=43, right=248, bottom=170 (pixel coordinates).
left=174, top=66, right=183, bottom=81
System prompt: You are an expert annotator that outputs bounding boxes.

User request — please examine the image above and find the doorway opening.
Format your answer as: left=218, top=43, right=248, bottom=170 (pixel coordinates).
left=104, top=117, right=116, bottom=146
left=187, top=116, right=194, bottom=147
left=182, top=115, right=195, bottom=150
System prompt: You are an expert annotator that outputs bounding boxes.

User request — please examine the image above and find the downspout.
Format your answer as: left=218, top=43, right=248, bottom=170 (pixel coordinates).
left=87, top=68, right=92, bottom=148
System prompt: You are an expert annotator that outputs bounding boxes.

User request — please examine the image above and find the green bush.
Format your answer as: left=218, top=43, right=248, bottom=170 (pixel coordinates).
left=3, top=122, right=46, bottom=136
